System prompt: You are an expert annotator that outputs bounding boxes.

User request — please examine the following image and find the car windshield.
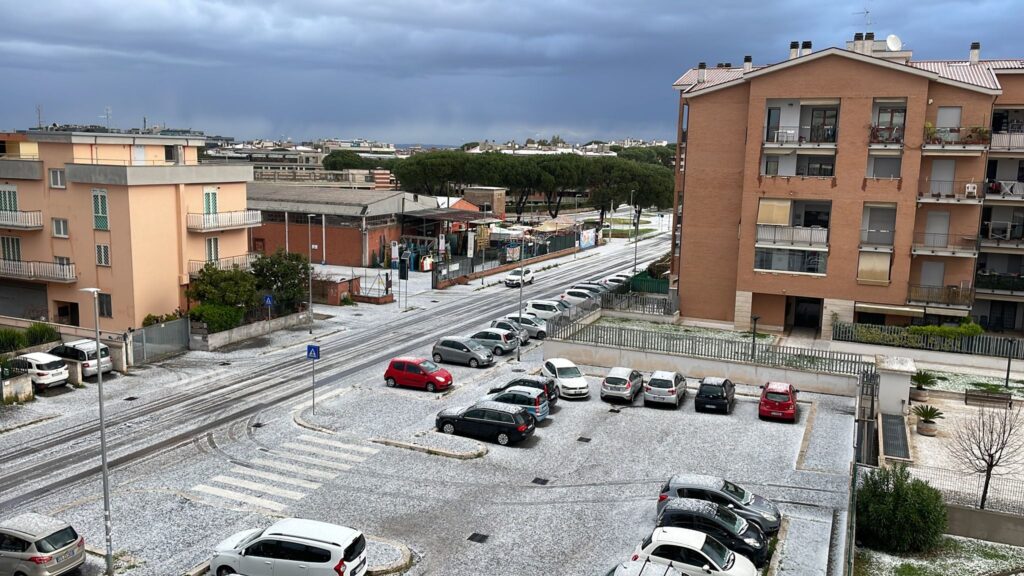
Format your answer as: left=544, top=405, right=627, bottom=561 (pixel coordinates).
left=766, top=392, right=791, bottom=403
left=715, top=505, right=745, bottom=534
left=86, top=348, right=110, bottom=360
left=35, top=526, right=78, bottom=553
left=722, top=480, right=752, bottom=504
left=701, top=384, right=724, bottom=397
left=701, top=537, right=732, bottom=571
left=555, top=301, right=570, bottom=310
left=509, top=270, right=523, bottom=276
left=468, top=341, right=487, bottom=351
left=419, top=360, right=440, bottom=372
left=605, top=377, right=626, bottom=386
left=556, top=366, right=581, bottom=378
left=40, top=360, right=65, bottom=370
left=648, top=378, right=672, bottom=389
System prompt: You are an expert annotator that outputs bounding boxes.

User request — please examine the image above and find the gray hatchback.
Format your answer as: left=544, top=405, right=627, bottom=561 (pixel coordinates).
left=600, top=366, right=644, bottom=402
left=432, top=336, right=494, bottom=368
left=643, top=370, right=686, bottom=408
left=0, top=513, right=85, bottom=576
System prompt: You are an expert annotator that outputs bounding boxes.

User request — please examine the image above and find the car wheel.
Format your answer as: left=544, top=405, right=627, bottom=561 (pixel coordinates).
left=497, top=433, right=510, bottom=446
left=493, top=347, right=504, bottom=356
left=537, top=331, right=546, bottom=339
left=217, top=568, right=236, bottom=576
left=643, top=400, right=650, bottom=407
left=469, top=358, right=479, bottom=368
left=385, top=377, right=396, bottom=388
left=427, top=382, right=436, bottom=393
left=433, top=353, right=443, bottom=363
left=442, top=422, right=456, bottom=434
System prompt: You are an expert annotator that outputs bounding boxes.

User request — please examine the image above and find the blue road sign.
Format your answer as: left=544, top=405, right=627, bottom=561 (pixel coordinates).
left=306, top=345, right=320, bottom=360
left=263, top=295, right=274, bottom=306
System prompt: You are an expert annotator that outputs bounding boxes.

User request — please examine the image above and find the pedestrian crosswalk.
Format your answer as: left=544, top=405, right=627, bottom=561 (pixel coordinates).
left=189, top=434, right=380, bottom=513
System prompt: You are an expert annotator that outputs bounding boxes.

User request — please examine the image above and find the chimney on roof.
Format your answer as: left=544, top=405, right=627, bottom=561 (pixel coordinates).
left=743, top=55, right=753, bottom=71
left=801, top=41, right=812, bottom=57
left=853, top=32, right=864, bottom=54
left=970, top=41, right=981, bottom=64
left=697, top=62, right=707, bottom=83
left=789, top=41, right=799, bottom=60
left=724, top=62, right=733, bottom=68
left=864, top=32, right=875, bottom=56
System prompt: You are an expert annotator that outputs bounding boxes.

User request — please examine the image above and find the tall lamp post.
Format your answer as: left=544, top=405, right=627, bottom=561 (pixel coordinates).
left=630, top=189, right=639, bottom=273
left=306, top=214, right=316, bottom=335
left=80, top=287, right=114, bottom=576
left=751, top=315, right=761, bottom=362
left=517, top=236, right=525, bottom=362
left=573, top=194, right=582, bottom=260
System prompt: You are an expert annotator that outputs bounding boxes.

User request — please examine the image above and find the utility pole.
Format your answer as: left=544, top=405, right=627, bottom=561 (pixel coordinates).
left=81, top=288, right=114, bottom=576
left=307, top=214, right=316, bottom=334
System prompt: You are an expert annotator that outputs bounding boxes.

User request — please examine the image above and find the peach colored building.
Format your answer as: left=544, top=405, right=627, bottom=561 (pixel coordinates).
left=0, top=130, right=255, bottom=331
left=672, top=34, right=1024, bottom=335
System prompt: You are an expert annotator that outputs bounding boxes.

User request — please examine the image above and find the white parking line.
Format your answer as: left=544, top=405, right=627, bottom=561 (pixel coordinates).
left=232, top=467, right=321, bottom=490
left=282, top=442, right=366, bottom=463
left=211, top=475, right=304, bottom=500
left=193, top=484, right=287, bottom=512
left=251, top=458, right=337, bottom=480
left=299, top=435, right=379, bottom=454
left=275, top=452, right=353, bottom=471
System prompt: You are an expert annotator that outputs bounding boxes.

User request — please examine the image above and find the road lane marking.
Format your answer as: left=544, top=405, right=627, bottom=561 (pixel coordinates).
left=275, top=452, right=353, bottom=471
left=231, top=467, right=321, bottom=490
left=211, top=475, right=304, bottom=500
left=193, top=484, right=287, bottom=512
left=282, top=442, right=366, bottom=463
left=251, top=458, right=336, bottom=480
left=299, top=435, right=379, bottom=454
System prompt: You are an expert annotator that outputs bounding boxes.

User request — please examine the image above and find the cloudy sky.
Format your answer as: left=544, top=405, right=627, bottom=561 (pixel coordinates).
left=0, top=0, right=1018, bottom=145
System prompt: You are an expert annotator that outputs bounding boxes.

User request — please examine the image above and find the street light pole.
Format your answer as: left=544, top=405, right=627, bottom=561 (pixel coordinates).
left=307, top=214, right=315, bottom=335
left=81, top=287, right=114, bottom=576
left=517, top=237, right=525, bottom=362
left=751, top=315, right=761, bottom=362
left=1006, top=338, right=1014, bottom=388
left=631, top=189, right=639, bottom=273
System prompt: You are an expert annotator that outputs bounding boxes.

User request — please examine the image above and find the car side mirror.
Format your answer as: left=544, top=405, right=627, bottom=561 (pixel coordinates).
left=702, top=565, right=712, bottom=574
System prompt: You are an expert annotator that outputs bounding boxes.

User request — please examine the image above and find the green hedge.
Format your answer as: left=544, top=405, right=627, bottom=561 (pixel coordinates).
left=906, top=322, right=984, bottom=338
left=856, top=464, right=947, bottom=553
left=25, top=323, right=60, bottom=346
left=0, top=328, right=28, bottom=353
left=189, top=304, right=244, bottom=333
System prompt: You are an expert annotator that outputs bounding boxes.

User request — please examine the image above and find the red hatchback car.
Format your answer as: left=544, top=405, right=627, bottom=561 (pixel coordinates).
left=384, top=357, right=453, bottom=392
left=758, top=381, right=799, bottom=422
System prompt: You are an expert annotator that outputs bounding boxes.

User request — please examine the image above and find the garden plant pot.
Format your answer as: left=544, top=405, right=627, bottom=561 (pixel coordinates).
left=910, top=388, right=929, bottom=402
left=917, top=420, right=937, bottom=437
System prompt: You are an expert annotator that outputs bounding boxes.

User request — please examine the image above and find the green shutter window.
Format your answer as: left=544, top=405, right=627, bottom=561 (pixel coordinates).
left=93, top=189, right=109, bottom=230
left=205, top=237, right=219, bottom=262
left=0, top=187, right=18, bottom=212
left=1, top=237, right=21, bottom=261
left=203, top=188, right=218, bottom=214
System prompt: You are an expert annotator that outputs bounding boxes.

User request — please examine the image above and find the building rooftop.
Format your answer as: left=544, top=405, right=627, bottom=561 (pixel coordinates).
left=247, top=182, right=435, bottom=217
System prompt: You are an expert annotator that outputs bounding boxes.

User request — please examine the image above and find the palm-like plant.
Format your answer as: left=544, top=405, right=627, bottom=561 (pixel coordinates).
left=912, top=404, right=944, bottom=424
left=911, top=370, right=937, bottom=391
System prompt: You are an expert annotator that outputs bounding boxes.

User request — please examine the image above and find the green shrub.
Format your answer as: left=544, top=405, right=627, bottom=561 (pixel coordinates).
left=856, top=464, right=947, bottom=553
left=911, top=370, right=937, bottom=390
left=0, top=328, right=28, bottom=353
left=25, top=323, right=59, bottom=346
left=188, top=304, right=244, bottom=333
left=912, top=404, right=944, bottom=423
left=142, top=311, right=182, bottom=327
left=907, top=321, right=984, bottom=339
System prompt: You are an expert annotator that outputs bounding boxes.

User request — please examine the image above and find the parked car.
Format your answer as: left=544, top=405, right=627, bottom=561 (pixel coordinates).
left=12, top=352, right=69, bottom=392
left=522, top=301, right=562, bottom=320
left=559, top=289, right=594, bottom=306
left=468, top=328, right=519, bottom=356
left=48, top=339, right=113, bottom=378
left=541, top=358, right=590, bottom=399
left=489, top=319, right=530, bottom=344
left=480, top=385, right=550, bottom=422
left=631, top=527, right=756, bottom=576
left=758, top=381, right=799, bottom=422
left=436, top=400, right=536, bottom=445
left=383, top=357, right=452, bottom=392
left=604, top=560, right=683, bottom=576
left=694, top=377, right=736, bottom=414
left=504, top=314, right=548, bottom=339
left=210, top=517, right=368, bottom=576
left=603, top=276, right=628, bottom=287
left=600, top=366, right=644, bottom=402
left=657, top=474, right=782, bottom=534
left=432, top=337, right=493, bottom=368
left=488, top=375, right=558, bottom=406
left=0, top=513, right=86, bottom=576
left=644, top=371, right=686, bottom=408
left=504, top=267, right=535, bottom=287
left=572, top=283, right=609, bottom=295
left=657, top=498, right=769, bottom=567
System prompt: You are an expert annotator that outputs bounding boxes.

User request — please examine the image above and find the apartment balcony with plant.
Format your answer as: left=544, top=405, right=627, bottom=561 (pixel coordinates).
left=762, top=100, right=839, bottom=151
left=921, top=123, right=990, bottom=153
left=907, top=283, right=974, bottom=308
left=188, top=253, right=258, bottom=277
left=990, top=108, right=1024, bottom=152
left=916, top=179, right=983, bottom=203
left=977, top=252, right=1024, bottom=295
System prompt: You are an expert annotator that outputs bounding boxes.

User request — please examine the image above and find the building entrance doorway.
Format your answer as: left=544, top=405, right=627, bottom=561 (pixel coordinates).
left=55, top=301, right=80, bottom=326
left=787, top=296, right=823, bottom=330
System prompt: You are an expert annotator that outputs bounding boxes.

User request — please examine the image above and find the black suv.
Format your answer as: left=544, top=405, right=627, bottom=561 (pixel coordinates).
left=488, top=376, right=557, bottom=406
left=695, top=377, right=735, bottom=414
left=657, top=498, right=769, bottom=567
left=436, top=401, right=535, bottom=446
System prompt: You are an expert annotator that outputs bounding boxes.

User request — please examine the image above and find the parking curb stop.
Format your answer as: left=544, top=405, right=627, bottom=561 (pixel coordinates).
left=371, top=435, right=488, bottom=460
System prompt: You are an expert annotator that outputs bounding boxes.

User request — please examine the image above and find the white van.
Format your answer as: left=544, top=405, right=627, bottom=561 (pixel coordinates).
left=48, top=339, right=113, bottom=377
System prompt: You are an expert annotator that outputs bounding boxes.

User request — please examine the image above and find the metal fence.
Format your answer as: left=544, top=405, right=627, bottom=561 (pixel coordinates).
left=833, top=321, right=1024, bottom=359
left=910, top=465, right=1024, bottom=516
left=131, top=317, right=190, bottom=364
left=551, top=317, right=873, bottom=375
left=600, top=292, right=677, bottom=315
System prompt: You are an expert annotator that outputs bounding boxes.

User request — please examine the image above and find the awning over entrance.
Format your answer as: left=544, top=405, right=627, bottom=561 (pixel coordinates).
left=925, top=306, right=970, bottom=317
left=855, top=302, right=925, bottom=318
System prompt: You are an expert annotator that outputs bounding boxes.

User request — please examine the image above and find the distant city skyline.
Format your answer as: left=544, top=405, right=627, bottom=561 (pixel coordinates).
left=2, top=0, right=1018, bottom=143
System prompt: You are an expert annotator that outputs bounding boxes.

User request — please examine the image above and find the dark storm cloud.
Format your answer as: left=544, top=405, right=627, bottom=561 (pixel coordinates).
left=0, top=0, right=1018, bottom=143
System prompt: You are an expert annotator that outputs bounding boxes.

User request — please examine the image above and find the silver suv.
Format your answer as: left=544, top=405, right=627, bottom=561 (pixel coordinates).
left=0, top=513, right=85, bottom=576
left=211, top=518, right=368, bottom=576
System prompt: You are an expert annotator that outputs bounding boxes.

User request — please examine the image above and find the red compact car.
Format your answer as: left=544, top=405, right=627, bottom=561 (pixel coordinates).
left=384, top=357, right=453, bottom=392
left=758, top=381, right=799, bottom=422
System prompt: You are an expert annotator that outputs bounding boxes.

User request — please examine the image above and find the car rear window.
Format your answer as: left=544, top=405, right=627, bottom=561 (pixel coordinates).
left=39, top=360, right=65, bottom=370
left=648, top=378, right=673, bottom=388
left=344, top=534, right=366, bottom=562
left=35, top=526, right=78, bottom=553
left=84, top=348, right=110, bottom=360
left=766, top=392, right=791, bottom=402
left=700, top=384, right=724, bottom=397
left=605, top=377, right=627, bottom=386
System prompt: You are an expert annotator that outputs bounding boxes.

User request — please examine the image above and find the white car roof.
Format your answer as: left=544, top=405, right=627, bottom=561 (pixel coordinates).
left=17, top=352, right=63, bottom=363
left=528, top=300, right=562, bottom=306
left=476, top=327, right=512, bottom=336
left=265, top=518, right=360, bottom=548
left=650, top=370, right=678, bottom=380
left=548, top=358, right=577, bottom=368
left=63, top=339, right=107, bottom=349
left=649, top=526, right=707, bottom=550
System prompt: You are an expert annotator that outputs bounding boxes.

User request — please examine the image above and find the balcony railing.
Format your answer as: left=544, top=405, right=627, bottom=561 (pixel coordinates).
left=0, top=210, right=43, bottom=230
left=911, top=232, right=979, bottom=254
left=908, top=284, right=974, bottom=307
left=0, top=153, right=40, bottom=161
left=860, top=228, right=895, bottom=246
left=755, top=224, right=828, bottom=247
left=991, top=127, right=1024, bottom=151
left=764, top=125, right=838, bottom=144
left=980, top=220, right=1024, bottom=243
left=985, top=179, right=1024, bottom=199
left=188, top=253, right=258, bottom=277
left=922, top=126, right=990, bottom=146
left=869, top=124, right=905, bottom=144
left=187, top=210, right=262, bottom=232
left=917, top=180, right=983, bottom=201
left=976, top=272, right=1024, bottom=293
left=753, top=248, right=827, bottom=274
left=0, top=260, right=76, bottom=283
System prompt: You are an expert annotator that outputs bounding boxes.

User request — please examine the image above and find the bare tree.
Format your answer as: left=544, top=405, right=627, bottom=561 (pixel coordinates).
left=947, top=405, right=1024, bottom=509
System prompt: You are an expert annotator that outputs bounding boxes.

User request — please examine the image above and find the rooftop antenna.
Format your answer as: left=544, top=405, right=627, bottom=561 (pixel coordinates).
left=853, top=1, right=872, bottom=27
left=99, top=106, right=112, bottom=130
left=35, top=105, right=43, bottom=129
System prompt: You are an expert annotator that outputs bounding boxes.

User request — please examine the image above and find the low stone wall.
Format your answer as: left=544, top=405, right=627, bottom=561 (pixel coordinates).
left=543, top=339, right=859, bottom=396
left=313, top=277, right=360, bottom=305
left=434, top=246, right=579, bottom=290
left=2, top=373, right=33, bottom=403
left=190, top=312, right=310, bottom=352
left=946, top=504, right=1024, bottom=547
left=352, top=293, right=395, bottom=305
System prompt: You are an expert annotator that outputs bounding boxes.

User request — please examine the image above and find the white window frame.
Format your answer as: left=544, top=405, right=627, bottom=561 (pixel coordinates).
left=96, top=244, right=111, bottom=267
left=54, top=256, right=71, bottom=267
left=49, top=168, right=66, bottom=189
left=52, top=218, right=69, bottom=238
left=92, top=189, right=109, bottom=230
left=98, top=293, right=112, bottom=318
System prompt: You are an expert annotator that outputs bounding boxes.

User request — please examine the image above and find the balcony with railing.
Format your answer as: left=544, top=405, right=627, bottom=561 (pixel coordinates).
left=0, top=260, right=76, bottom=283
left=0, top=154, right=43, bottom=180
left=907, top=283, right=974, bottom=308
left=976, top=272, right=1024, bottom=295
left=188, top=253, right=258, bottom=277
left=755, top=224, right=828, bottom=248
left=763, top=124, right=838, bottom=149
left=990, top=121, right=1024, bottom=151
left=985, top=179, right=1024, bottom=201
left=980, top=220, right=1024, bottom=249
left=869, top=124, right=905, bottom=147
left=753, top=247, right=827, bottom=275
left=859, top=228, right=895, bottom=251
left=187, top=210, right=262, bottom=232
left=916, top=179, right=983, bottom=204
left=911, top=232, right=979, bottom=257
left=0, top=210, right=43, bottom=230
left=921, top=125, right=990, bottom=153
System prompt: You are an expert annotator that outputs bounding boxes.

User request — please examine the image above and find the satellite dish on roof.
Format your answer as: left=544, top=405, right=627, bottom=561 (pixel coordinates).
left=886, top=34, right=903, bottom=52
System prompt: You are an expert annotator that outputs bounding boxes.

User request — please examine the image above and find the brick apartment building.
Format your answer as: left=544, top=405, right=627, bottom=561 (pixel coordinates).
left=672, top=34, right=1024, bottom=334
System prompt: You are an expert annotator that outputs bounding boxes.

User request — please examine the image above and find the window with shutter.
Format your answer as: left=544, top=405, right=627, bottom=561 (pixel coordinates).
left=858, top=252, right=891, bottom=283
left=756, top=199, right=792, bottom=225
left=92, top=189, right=109, bottom=230
left=1, top=237, right=21, bottom=261
left=0, top=186, right=18, bottom=212
left=96, top=244, right=110, bottom=266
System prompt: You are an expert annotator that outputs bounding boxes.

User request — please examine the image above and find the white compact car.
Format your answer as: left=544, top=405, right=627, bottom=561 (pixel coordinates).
left=523, top=300, right=568, bottom=320
left=631, top=527, right=756, bottom=576
left=12, top=352, right=70, bottom=391
left=211, top=518, right=368, bottom=576
left=504, top=267, right=535, bottom=287
left=542, top=358, right=590, bottom=399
